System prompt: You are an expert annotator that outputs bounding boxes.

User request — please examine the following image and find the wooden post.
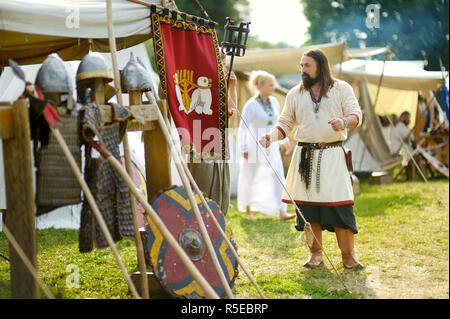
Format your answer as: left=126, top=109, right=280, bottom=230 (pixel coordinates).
left=91, top=78, right=106, bottom=105
left=2, top=99, right=39, bottom=299
left=144, top=100, right=171, bottom=200
left=128, top=90, right=150, bottom=299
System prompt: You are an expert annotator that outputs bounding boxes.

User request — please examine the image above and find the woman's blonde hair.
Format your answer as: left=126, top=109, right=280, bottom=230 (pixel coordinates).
left=249, top=70, right=275, bottom=89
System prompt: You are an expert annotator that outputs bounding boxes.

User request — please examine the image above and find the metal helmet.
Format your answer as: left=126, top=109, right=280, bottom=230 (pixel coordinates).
left=76, top=52, right=114, bottom=83
left=35, top=53, right=72, bottom=93
left=120, top=52, right=154, bottom=92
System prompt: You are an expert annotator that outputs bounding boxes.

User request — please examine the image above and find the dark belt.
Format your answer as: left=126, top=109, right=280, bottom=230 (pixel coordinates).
left=297, top=141, right=343, bottom=149
left=297, top=141, right=343, bottom=191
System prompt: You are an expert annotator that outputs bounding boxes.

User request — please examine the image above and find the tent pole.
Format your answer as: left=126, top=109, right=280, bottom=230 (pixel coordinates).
left=106, top=0, right=149, bottom=299
left=338, top=41, right=346, bottom=78
left=194, top=0, right=210, bottom=20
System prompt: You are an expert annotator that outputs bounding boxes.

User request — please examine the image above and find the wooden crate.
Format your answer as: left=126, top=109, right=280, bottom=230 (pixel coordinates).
left=368, top=171, right=393, bottom=185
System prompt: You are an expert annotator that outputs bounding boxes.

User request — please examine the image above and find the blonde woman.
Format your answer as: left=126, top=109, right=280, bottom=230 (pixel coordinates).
left=237, top=70, right=295, bottom=221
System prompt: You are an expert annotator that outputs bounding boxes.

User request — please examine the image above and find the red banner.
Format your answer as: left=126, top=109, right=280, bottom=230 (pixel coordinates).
left=151, top=10, right=228, bottom=161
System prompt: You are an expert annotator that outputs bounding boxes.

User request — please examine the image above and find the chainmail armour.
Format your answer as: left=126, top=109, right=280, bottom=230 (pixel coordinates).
left=35, top=112, right=82, bottom=216
left=78, top=103, right=134, bottom=252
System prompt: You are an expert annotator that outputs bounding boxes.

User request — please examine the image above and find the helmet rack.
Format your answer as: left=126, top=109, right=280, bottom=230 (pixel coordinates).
left=0, top=90, right=171, bottom=299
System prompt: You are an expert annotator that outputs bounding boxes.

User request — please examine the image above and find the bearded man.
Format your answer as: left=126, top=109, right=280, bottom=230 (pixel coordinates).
left=259, top=49, right=364, bottom=269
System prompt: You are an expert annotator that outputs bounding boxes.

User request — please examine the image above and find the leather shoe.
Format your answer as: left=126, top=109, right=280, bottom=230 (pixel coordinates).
left=342, top=252, right=363, bottom=270
left=303, top=260, right=323, bottom=268
left=303, top=253, right=323, bottom=268
left=343, top=262, right=364, bottom=270
left=279, top=213, right=295, bottom=221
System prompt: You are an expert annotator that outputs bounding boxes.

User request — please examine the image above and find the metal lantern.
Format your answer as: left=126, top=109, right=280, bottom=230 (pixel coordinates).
left=221, top=17, right=250, bottom=57
left=221, top=17, right=250, bottom=91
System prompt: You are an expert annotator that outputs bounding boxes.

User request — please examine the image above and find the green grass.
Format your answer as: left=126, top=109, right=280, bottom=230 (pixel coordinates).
left=0, top=181, right=448, bottom=299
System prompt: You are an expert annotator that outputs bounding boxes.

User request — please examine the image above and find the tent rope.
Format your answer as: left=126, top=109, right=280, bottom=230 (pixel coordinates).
left=0, top=252, right=9, bottom=262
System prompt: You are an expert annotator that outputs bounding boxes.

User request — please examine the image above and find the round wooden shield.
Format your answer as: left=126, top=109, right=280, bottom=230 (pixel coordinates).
left=145, top=186, right=238, bottom=298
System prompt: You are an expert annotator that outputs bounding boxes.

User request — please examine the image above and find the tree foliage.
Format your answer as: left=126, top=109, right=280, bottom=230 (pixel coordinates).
left=300, top=0, right=449, bottom=71
left=174, top=0, right=250, bottom=42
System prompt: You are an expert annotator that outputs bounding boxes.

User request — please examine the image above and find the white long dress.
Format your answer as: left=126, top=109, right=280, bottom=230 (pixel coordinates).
left=237, top=96, right=288, bottom=216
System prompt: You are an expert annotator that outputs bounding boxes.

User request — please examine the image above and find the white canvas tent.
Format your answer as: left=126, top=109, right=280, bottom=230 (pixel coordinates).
left=335, top=59, right=446, bottom=172
left=0, top=0, right=176, bottom=66
left=336, top=59, right=444, bottom=91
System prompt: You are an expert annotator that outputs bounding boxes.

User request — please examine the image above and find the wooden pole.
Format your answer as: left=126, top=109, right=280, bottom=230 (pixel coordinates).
left=91, top=78, right=106, bottom=105
left=106, top=0, right=149, bottom=299
left=143, top=100, right=171, bottom=201
left=128, top=90, right=150, bottom=298
left=2, top=99, right=39, bottom=299
left=194, top=0, right=211, bottom=20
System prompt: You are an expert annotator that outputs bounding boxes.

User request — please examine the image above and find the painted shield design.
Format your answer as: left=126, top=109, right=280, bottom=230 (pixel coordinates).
left=145, top=186, right=238, bottom=298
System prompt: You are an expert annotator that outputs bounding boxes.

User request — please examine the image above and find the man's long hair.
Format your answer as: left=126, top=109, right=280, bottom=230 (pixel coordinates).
left=299, top=49, right=336, bottom=97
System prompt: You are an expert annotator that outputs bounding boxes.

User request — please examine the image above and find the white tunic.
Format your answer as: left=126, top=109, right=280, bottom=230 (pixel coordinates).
left=237, top=96, right=288, bottom=215
left=276, top=80, right=362, bottom=206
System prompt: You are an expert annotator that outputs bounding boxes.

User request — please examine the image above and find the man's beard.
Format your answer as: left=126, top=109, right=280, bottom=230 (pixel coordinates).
left=302, top=72, right=319, bottom=89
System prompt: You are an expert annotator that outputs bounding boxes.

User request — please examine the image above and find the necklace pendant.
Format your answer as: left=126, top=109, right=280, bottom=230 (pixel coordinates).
left=314, top=103, right=319, bottom=113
